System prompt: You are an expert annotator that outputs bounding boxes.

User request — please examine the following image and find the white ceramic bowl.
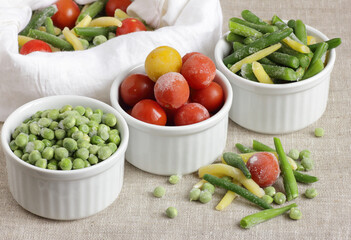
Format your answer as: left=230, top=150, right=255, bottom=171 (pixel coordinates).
left=1, top=95, right=129, bottom=220
left=215, top=25, right=336, bottom=134
left=110, top=64, right=233, bottom=175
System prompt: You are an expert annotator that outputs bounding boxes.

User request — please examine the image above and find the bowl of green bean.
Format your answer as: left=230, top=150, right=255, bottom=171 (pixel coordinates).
left=1, top=95, right=129, bottom=220
left=215, top=11, right=339, bottom=134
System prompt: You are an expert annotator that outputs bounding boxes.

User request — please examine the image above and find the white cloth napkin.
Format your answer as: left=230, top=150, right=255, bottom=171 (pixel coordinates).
left=0, top=0, right=222, bottom=121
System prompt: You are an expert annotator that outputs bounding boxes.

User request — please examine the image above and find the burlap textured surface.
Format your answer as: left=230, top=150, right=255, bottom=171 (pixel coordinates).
left=0, top=0, right=350, bottom=239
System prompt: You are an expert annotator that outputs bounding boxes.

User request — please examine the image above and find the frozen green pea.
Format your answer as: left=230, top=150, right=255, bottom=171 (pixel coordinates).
left=264, top=186, right=276, bottom=197
left=108, top=32, right=115, bottom=39
left=107, top=142, right=117, bottom=153
left=15, top=133, right=28, bottom=148
left=28, top=134, right=37, bottom=142
left=82, top=134, right=90, bottom=142
left=89, top=145, right=100, bottom=155
left=202, top=182, right=215, bottom=194
left=48, top=109, right=59, bottom=120
left=305, top=188, right=318, bottom=199
left=74, top=106, right=85, bottom=115
left=77, top=139, right=90, bottom=149
left=261, top=195, right=273, bottom=204
left=55, top=129, right=66, bottom=140
left=33, top=140, right=45, bottom=152
left=91, top=135, right=104, bottom=145
left=273, top=192, right=286, bottom=205
left=109, top=129, right=119, bottom=135
left=29, top=122, right=40, bottom=135
left=76, top=116, right=89, bottom=126
left=199, top=190, right=212, bottom=204
left=55, top=147, right=69, bottom=161
left=85, top=107, right=93, bottom=118
left=90, top=113, right=102, bottom=123
left=109, top=133, right=120, bottom=145
left=93, top=35, right=107, bottom=46
left=24, top=142, right=35, bottom=153
left=72, top=130, right=84, bottom=140
left=49, top=121, right=59, bottom=130
left=153, top=186, right=165, bottom=198
left=289, top=207, right=302, bottom=220
left=47, top=160, right=58, bottom=170
left=79, top=124, right=90, bottom=134
left=14, top=149, right=23, bottom=158
left=38, top=117, right=52, bottom=128
left=56, top=139, right=63, bottom=147
left=94, top=109, right=103, bottom=116
left=315, top=127, right=325, bottom=137
left=189, top=188, right=201, bottom=201
left=288, top=149, right=300, bottom=160
left=10, top=140, right=19, bottom=151
left=28, top=150, right=41, bottom=164
left=169, top=175, right=181, bottom=184
left=66, top=126, right=78, bottom=137
left=21, top=153, right=29, bottom=161
left=12, top=128, right=21, bottom=139
left=102, top=113, right=117, bottom=127
left=88, top=120, right=99, bottom=128
left=72, top=158, right=85, bottom=169
left=42, top=147, right=54, bottom=160
left=296, top=162, right=305, bottom=171
left=41, top=128, right=55, bottom=140
left=35, top=158, right=47, bottom=169
left=60, top=105, right=73, bottom=113
left=33, top=110, right=42, bottom=118
left=18, top=123, right=29, bottom=134
left=301, top=157, right=314, bottom=171
left=40, top=110, right=50, bottom=118
left=98, top=124, right=110, bottom=141
left=42, top=139, right=53, bottom=147
left=98, top=146, right=112, bottom=160
left=63, top=138, right=78, bottom=152
left=88, top=154, right=99, bottom=165
left=76, top=148, right=89, bottom=160
left=63, top=116, right=76, bottom=129
left=299, top=149, right=311, bottom=159
left=59, top=158, right=72, bottom=170
left=166, top=207, right=177, bottom=219
left=84, top=160, right=91, bottom=168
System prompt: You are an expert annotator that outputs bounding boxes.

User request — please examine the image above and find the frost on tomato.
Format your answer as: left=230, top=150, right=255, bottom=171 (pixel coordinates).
left=246, top=152, right=280, bottom=188
left=181, top=54, right=216, bottom=90
left=154, top=72, right=189, bottom=110
left=182, top=52, right=202, bottom=64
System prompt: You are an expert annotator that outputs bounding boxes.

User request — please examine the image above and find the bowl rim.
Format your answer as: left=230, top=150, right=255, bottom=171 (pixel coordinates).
left=215, top=23, right=336, bottom=91
left=110, top=64, right=233, bottom=135
left=1, top=95, right=129, bottom=179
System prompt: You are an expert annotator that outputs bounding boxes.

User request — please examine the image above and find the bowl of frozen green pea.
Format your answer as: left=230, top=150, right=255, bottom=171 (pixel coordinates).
left=215, top=10, right=339, bottom=134
left=1, top=95, right=129, bottom=220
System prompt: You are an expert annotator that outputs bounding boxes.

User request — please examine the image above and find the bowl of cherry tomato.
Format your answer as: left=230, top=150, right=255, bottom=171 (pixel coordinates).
left=110, top=47, right=233, bottom=175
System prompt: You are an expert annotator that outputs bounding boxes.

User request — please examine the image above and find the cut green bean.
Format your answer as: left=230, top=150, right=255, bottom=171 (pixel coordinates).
left=230, top=17, right=278, bottom=33
left=223, top=28, right=293, bottom=66
left=222, top=152, right=251, bottom=178
left=309, top=42, right=328, bottom=66
left=74, top=26, right=117, bottom=38
left=267, top=52, right=300, bottom=69
left=243, top=36, right=257, bottom=45
left=287, top=19, right=296, bottom=29
left=20, top=5, right=57, bottom=36
left=229, top=21, right=263, bottom=38
left=272, top=15, right=304, bottom=44
left=28, top=29, right=73, bottom=51
left=241, top=63, right=258, bottom=82
left=295, top=67, right=305, bottom=80
left=258, top=57, right=277, bottom=66
left=278, top=44, right=311, bottom=68
left=308, top=38, right=342, bottom=51
left=240, top=203, right=297, bottom=228
left=252, top=140, right=275, bottom=152
left=233, top=41, right=245, bottom=51
left=241, top=10, right=270, bottom=26
left=226, top=32, right=245, bottom=43
left=44, top=17, right=55, bottom=35
left=293, top=171, right=319, bottom=183
left=203, top=174, right=272, bottom=209
left=295, top=19, right=308, bottom=45
left=302, top=58, right=324, bottom=80
left=261, top=64, right=297, bottom=81
left=76, top=0, right=107, bottom=23
left=274, top=137, right=298, bottom=201
left=235, top=143, right=255, bottom=153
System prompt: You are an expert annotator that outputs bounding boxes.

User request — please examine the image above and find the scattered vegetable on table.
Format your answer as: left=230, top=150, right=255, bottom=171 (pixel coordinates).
left=223, top=10, right=342, bottom=82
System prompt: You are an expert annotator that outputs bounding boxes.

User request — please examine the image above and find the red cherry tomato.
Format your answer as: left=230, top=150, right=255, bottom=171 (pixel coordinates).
left=116, top=18, right=147, bottom=36
left=174, top=103, right=210, bottom=126
left=246, top=152, right=281, bottom=187
left=120, top=74, right=155, bottom=107
left=20, top=40, right=52, bottom=55
left=191, top=81, right=224, bottom=113
left=105, top=0, right=132, bottom=16
left=181, top=54, right=216, bottom=90
left=182, top=52, right=201, bottom=64
left=131, top=99, right=167, bottom=126
left=51, top=0, right=80, bottom=29
left=154, top=72, right=190, bottom=110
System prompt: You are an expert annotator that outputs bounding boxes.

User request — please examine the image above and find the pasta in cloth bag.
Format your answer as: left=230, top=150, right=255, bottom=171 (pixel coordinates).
left=0, top=0, right=222, bottom=121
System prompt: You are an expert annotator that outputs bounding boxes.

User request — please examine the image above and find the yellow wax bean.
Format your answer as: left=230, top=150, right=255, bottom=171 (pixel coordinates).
left=89, top=17, right=122, bottom=27
left=252, top=61, right=274, bottom=84
left=283, top=37, right=311, bottom=53
left=62, top=27, right=84, bottom=51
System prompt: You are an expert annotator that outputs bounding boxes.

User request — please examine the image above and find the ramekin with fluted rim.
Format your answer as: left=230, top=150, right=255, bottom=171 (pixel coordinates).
left=1, top=95, right=129, bottom=220
left=110, top=64, right=233, bottom=176
left=215, top=25, right=336, bottom=134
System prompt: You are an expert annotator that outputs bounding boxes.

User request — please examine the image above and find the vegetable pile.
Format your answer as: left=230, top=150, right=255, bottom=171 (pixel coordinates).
left=18, top=0, right=149, bottom=54
left=9, top=105, right=121, bottom=170
left=119, top=46, right=225, bottom=126
left=191, top=137, right=319, bottom=228
left=223, top=10, right=342, bottom=83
